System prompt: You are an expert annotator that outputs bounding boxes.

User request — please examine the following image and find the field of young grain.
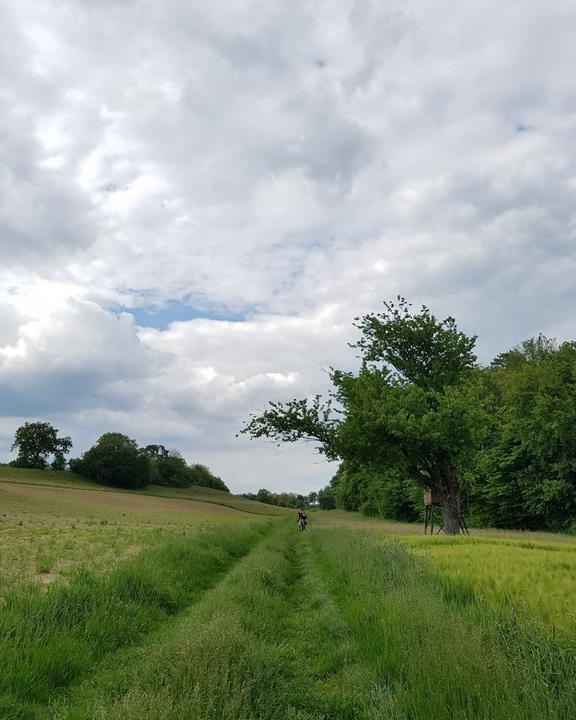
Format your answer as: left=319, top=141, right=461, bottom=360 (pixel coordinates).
left=1, top=469, right=575, bottom=720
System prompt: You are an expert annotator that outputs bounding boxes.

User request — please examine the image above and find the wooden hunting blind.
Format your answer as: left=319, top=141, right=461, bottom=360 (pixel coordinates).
left=423, top=487, right=443, bottom=534
left=424, top=487, right=443, bottom=506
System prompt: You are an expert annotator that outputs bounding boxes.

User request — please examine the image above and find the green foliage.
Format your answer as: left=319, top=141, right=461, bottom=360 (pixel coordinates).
left=307, top=491, right=318, bottom=505
left=141, top=444, right=169, bottom=459
left=139, top=445, right=229, bottom=491
left=317, top=485, right=336, bottom=510
left=155, top=452, right=191, bottom=487
left=331, top=364, right=491, bottom=484
left=72, top=433, right=150, bottom=489
left=242, top=298, right=484, bottom=533
left=240, top=395, right=338, bottom=457
left=70, top=438, right=229, bottom=493
left=318, top=334, right=576, bottom=531
left=471, top=338, right=576, bottom=531
left=243, top=489, right=309, bottom=508
left=353, top=296, right=477, bottom=390
left=255, top=488, right=277, bottom=505
left=324, top=461, right=420, bottom=520
left=188, top=463, right=228, bottom=491
left=10, top=421, right=72, bottom=470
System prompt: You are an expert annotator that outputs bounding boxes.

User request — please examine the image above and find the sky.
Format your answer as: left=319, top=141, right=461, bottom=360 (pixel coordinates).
left=1, top=0, right=576, bottom=493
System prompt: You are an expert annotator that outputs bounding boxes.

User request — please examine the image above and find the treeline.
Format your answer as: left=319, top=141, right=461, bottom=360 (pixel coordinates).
left=242, top=298, right=576, bottom=534
left=9, top=422, right=228, bottom=492
left=242, top=488, right=317, bottom=508
left=318, top=335, right=576, bottom=532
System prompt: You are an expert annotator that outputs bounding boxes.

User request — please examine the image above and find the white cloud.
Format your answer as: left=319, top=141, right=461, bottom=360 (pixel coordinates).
left=1, top=0, right=576, bottom=490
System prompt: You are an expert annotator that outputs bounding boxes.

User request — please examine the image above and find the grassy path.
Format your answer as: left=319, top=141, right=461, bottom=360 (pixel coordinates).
left=52, top=525, right=370, bottom=719
left=3, top=523, right=575, bottom=719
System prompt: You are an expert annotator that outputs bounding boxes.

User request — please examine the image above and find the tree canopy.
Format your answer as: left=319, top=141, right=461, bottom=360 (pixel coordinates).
left=11, top=422, right=72, bottom=470
left=242, top=298, right=483, bottom=534
left=70, top=435, right=229, bottom=492
left=71, top=433, right=150, bottom=489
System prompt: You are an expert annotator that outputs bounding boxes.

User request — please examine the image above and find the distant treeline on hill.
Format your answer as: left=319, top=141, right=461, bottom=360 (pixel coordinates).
left=242, top=488, right=317, bottom=508
left=9, top=423, right=228, bottom=492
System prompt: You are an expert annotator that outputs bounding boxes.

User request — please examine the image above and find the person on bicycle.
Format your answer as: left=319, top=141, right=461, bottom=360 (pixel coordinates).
left=297, top=508, right=308, bottom=532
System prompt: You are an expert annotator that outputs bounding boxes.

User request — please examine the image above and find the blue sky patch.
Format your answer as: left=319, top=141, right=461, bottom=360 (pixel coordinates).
left=121, top=300, right=252, bottom=330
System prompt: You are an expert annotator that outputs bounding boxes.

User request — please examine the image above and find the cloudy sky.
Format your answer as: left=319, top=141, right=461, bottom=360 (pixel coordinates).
left=1, top=0, right=575, bottom=493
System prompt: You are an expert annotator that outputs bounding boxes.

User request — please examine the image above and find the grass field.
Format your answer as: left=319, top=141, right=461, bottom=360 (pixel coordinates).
left=0, top=467, right=575, bottom=719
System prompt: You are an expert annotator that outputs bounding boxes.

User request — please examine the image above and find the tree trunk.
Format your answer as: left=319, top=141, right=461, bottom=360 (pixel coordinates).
left=441, top=494, right=461, bottom=535
left=440, top=466, right=462, bottom=535
left=420, top=465, right=463, bottom=535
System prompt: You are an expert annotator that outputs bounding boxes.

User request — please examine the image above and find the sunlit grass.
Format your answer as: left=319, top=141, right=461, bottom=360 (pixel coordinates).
left=53, top=526, right=576, bottom=720
left=0, top=471, right=275, bottom=592
left=0, top=523, right=272, bottom=718
left=401, top=535, right=576, bottom=634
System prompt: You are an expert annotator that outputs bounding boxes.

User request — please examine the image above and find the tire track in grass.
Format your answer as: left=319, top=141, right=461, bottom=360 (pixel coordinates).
left=51, top=524, right=300, bottom=720
left=282, top=534, right=390, bottom=719
left=22, top=521, right=574, bottom=720
left=49, top=523, right=541, bottom=720
left=51, top=525, right=385, bottom=720
left=0, top=522, right=273, bottom=720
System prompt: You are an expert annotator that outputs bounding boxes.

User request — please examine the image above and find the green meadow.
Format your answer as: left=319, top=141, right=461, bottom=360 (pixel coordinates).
left=1, top=467, right=575, bottom=719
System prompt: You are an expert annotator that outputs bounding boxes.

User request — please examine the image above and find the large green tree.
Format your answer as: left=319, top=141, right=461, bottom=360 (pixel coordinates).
left=242, top=299, right=490, bottom=534
left=472, top=336, right=576, bottom=531
left=11, top=422, right=72, bottom=470
left=71, top=433, right=150, bottom=489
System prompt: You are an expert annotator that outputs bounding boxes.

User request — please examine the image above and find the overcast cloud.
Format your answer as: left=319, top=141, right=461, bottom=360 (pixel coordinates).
left=1, top=0, right=576, bottom=492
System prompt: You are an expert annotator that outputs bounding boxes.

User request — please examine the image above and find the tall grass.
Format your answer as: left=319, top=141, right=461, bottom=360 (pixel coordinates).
left=403, top=535, right=576, bottom=633
left=54, top=525, right=389, bottom=720
left=53, top=526, right=576, bottom=720
left=0, top=523, right=270, bottom=719
left=310, top=530, right=576, bottom=720
left=3, top=521, right=575, bottom=719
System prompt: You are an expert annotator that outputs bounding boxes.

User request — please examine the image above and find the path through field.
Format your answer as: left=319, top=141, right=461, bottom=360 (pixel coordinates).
left=43, top=525, right=574, bottom=720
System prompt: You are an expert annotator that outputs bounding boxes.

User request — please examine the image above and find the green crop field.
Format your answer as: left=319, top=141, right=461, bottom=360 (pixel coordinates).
left=0, top=468, right=575, bottom=720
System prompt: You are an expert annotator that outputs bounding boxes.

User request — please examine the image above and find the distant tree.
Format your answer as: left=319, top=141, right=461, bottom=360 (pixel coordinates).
left=243, top=489, right=309, bottom=507
left=491, top=334, right=558, bottom=369
left=255, top=488, right=277, bottom=505
left=324, top=460, right=419, bottom=520
left=317, top=485, right=336, bottom=510
left=155, top=451, right=191, bottom=487
left=11, top=422, right=72, bottom=470
left=72, top=433, right=150, bottom=489
left=97, top=432, right=139, bottom=449
left=307, top=491, right=318, bottom=506
left=188, top=463, right=229, bottom=492
left=139, top=446, right=230, bottom=492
